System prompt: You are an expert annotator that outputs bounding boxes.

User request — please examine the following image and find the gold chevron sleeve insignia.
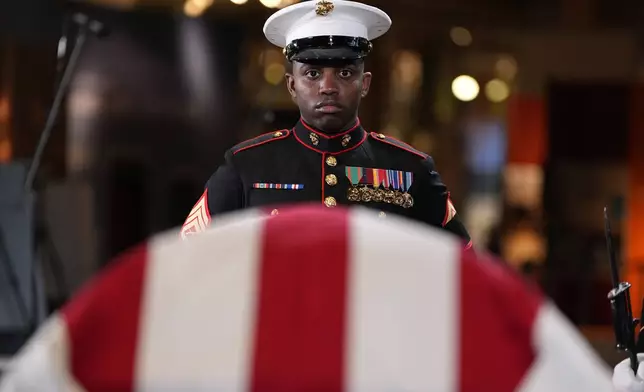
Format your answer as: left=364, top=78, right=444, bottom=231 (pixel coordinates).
left=180, top=190, right=212, bottom=239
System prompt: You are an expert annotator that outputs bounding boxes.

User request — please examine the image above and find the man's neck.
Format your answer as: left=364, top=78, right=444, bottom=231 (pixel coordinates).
left=300, top=117, right=359, bottom=135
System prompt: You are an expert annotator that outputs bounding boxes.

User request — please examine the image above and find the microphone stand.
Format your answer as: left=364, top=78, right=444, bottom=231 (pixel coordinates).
left=24, top=13, right=107, bottom=193
left=0, top=12, right=108, bottom=337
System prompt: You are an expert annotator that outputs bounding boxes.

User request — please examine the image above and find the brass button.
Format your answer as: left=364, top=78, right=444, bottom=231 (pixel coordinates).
left=324, top=196, right=337, bottom=207
left=270, top=209, right=279, bottom=216
left=378, top=211, right=387, bottom=218
left=377, top=133, right=385, bottom=139
left=273, top=131, right=283, bottom=137
left=325, top=174, right=338, bottom=186
left=326, top=156, right=337, bottom=167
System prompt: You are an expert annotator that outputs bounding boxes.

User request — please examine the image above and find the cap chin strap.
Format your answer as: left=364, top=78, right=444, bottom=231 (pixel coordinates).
left=284, top=35, right=372, bottom=61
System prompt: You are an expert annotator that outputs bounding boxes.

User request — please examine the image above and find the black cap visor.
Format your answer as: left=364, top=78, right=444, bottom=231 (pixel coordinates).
left=286, top=36, right=372, bottom=63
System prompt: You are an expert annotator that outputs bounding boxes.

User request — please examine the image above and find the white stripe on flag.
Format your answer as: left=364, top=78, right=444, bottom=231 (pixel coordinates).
left=346, top=209, right=460, bottom=392
left=0, top=315, right=86, bottom=392
left=517, top=302, right=612, bottom=392
left=136, top=211, right=265, bottom=392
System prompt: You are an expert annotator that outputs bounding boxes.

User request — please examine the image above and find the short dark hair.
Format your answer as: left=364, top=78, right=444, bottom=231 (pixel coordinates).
left=285, top=59, right=293, bottom=74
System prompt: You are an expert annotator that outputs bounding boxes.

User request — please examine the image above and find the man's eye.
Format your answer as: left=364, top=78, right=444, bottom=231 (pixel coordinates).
left=306, top=70, right=320, bottom=78
left=339, top=70, right=353, bottom=78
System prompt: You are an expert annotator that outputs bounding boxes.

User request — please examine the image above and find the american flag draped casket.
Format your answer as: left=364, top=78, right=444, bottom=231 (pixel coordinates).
left=0, top=204, right=611, bottom=391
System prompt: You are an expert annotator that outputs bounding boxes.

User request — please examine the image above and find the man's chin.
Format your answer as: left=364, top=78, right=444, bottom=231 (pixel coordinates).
left=312, top=115, right=348, bottom=133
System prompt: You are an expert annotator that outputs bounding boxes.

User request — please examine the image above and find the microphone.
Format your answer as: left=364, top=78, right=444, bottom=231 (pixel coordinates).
left=71, top=12, right=110, bottom=38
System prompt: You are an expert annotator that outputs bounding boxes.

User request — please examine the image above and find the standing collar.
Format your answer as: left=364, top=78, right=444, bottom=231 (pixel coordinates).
left=293, top=117, right=367, bottom=154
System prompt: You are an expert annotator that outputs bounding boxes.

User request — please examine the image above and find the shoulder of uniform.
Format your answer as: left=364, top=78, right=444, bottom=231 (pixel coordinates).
left=229, top=129, right=291, bottom=155
left=368, top=132, right=429, bottom=159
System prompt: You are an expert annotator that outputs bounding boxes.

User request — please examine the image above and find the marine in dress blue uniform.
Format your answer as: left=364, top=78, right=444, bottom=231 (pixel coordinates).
left=181, top=0, right=471, bottom=248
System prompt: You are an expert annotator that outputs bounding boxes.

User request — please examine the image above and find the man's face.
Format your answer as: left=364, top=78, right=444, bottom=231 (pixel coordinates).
left=285, top=60, right=372, bottom=133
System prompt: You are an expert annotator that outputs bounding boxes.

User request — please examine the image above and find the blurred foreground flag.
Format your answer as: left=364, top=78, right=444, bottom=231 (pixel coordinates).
left=0, top=204, right=612, bottom=392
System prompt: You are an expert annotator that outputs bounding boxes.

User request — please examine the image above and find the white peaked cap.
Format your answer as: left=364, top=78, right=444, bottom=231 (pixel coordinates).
left=263, top=0, right=391, bottom=60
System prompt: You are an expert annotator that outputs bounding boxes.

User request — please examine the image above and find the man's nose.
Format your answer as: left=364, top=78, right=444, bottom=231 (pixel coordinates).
left=319, top=70, right=339, bottom=95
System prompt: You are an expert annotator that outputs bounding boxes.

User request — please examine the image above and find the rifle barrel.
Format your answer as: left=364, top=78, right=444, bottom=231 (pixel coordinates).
left=605, top=206, right=620, bottom=288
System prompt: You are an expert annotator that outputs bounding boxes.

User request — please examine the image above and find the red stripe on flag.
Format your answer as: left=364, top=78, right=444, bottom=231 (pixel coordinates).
left=62, top=244, right=148, bottom=391
left=251, top=206, right=350, bottom=392
left=458, top=248, right=542, bottom=391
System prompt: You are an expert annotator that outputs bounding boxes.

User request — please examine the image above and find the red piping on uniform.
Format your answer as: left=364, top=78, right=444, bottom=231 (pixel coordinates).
left=370, top=132, right=427, bottom=159
left=199, top=190, right=211, bottom=219
left=300, top=117, right=361, bottom=139
left=334, top=131, right=367, bottom=154
left=293, top=130, right=327, bottom=154
left=321, top=154, right=326, bottom=203
left=233, top=130, right=290, bottom=155
left=464, top=240, right=473, bottom=250
left=294, top=128, right=367, bottom=155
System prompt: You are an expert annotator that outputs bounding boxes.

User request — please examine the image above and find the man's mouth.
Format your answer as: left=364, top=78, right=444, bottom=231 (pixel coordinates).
left=316, top=102, right=342, bottom=114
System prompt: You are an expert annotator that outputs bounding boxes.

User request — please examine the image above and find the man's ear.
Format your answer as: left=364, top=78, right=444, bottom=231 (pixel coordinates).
left=285, top=73, right=297, bottom=100
left=360, top=71, right=372, bottom=98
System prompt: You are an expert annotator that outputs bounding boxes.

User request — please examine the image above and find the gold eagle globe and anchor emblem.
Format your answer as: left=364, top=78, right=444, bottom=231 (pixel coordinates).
left=315, top=0, right=334, bottom=16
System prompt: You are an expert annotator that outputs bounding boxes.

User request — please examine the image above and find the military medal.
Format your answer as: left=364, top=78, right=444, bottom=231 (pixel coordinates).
left=384, top=189, right=395, bottom=204
left=394, top=192, right=405, bottom=206
left=402, top=171, right=414, bottom=208
left=360, top=186, right=372, bottom=202
left=345, top=166, right=414, bottom=208
left=373, top=188, right=384, bottom=202
left=345, top=166, right=364, bottom=201
left=372, top=168, right=388, bottom=202
left=383, top=169, right=398, bottom=204
left=403, top=193, right=414, bottom=208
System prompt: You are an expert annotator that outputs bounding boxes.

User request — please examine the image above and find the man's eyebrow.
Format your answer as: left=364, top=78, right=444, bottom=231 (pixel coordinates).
left=298, top=64, right=319, bottom=71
